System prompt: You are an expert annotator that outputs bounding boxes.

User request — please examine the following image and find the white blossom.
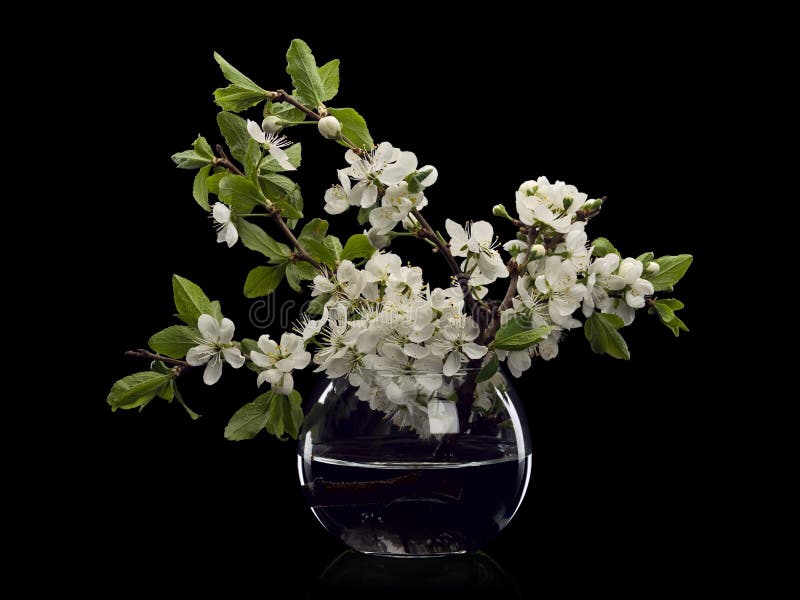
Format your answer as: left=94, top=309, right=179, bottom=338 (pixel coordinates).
left=212, top=203, right=238, bottom=248
left=344, top=142, right=417, bottom=208
left=429, top=316, right=488, bottom=376
left=250, top=332, right=311, bottom=394
left=323, top=169, right=352, bottom=215
left=318, top=115, right=342, bottom=139
left=609, top=258, right=655, bottom=309
left=445, top=219, right=509, bottom=283
left=186, top=314, right=245, bottom=385
left=246, top=120, right=296, bottom=171
left=534, top=256, right=586, bottom=329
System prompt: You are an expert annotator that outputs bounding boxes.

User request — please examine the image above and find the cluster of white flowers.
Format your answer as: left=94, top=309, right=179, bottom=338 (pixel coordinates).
left=190, top=157, right=659, bottom=432
left=323, top=142, right=437, bottom=248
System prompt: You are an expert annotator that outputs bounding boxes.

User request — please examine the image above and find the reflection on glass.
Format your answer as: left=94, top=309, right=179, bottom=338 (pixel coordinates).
left=306, top=550, right=522, bottom=599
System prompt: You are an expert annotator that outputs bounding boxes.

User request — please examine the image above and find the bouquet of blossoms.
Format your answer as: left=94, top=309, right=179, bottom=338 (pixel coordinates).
left=108, top=40, right=692, bottom=441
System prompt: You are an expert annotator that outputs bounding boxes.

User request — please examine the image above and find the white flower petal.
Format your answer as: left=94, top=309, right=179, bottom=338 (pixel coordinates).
left=186, top=344, right=213, bottom=366
left=212, top=203, right=231, bottom=224
left=443, top=351, right=461, bottom=377
left=222, top=346, right=245, bottom=368
left=246, top=119, right=266, bottom=144
left=218, top=318, right=235, bottom=344
left=224, top=223, right=238, bottom=248
left=197, top=314, right=219, bottom=341
left=462, top=342, right=488, bottom=360
left=203, top=355, right=224, bottom=385
left=268, top=146, right=296, bottom=171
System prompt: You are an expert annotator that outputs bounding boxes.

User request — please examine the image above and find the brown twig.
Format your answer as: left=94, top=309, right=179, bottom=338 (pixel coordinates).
left=125, top=349, right=191, bottom=370
left=213, top=145, right=322, bottom=271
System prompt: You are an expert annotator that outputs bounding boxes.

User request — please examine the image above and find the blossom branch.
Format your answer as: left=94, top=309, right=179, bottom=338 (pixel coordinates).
left=410, top=208, right=482, bottom=317
left=213, top=145, right=322, bottom=271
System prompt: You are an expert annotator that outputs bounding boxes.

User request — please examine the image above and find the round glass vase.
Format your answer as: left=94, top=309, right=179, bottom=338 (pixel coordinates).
left=297, top=367, right=532, bottom=557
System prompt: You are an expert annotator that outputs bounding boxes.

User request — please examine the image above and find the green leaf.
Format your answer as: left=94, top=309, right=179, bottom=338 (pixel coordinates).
left=341, top=234, right=375, bottom=261
left=217, top=111, right=249, bottom=165
left=213, top=52, right=266, bottom=94
left=266, top=390, right=304, bottom=440
left=244, top=138, right=262, bottom=180
left=172, top=275, right=213, bottom=325
left=206, top=171, right=227, bottom=194
left=171, top=135, right=214, bottom=169
left=323, top=235, right=342, bottom=261
left=285, top=264, right=303, bottom=292
left=299, top=218, right=329, bottom=241
left=148, top=326, right=199, bottom=359
left=584, top=313, right=630, bottom=360
left=302, top=238, right=338, bottom=268
left=328, top=107, right=374, bottom=150
left=357, top=207, right=372, bottom=225
left=244, top=264, right=287, bottom=298
left=236, top=219, right=291, bottom=262
left=213, top=85, right=267, bottom=112
left=318, top=59, right=340, bottom=102
left=107, top=372, right=171, bottom=411
left=592, top=237, right=619, bottom=258
left=307, top=293, right=330, bottom=316
left=646, top=254, right=693, bottom=292
left=636, top=251, right=654, bottom=264
left=406, top=168, right=435, bottom=194
left=264, top=100, right=306, bottom=125
left=477, top=352, right=499, bottom=383
left=192, top=165, right=212, bottom=211
left=652, top=299, right=690, bottom=337
left=292, top=261, right=318, bottom=280
left=218, top=175, right=264, bottom=212
left=157, top=379, right=175, bottom=401
left=209, top=300, right=223, bottom=322
left=259, top=173, right=303, bottom=228
left=494, top=318, right=553, bottom=351
left=273, top=198, right=303, bottom=220
left=286, top=39, right=326, bottom=107
left=241, top=339, right=261, bottom=373
left=259, top=143, right=302, bottom=173
left=174, top=385, right=201, bottom=420
left=224, top=392, right=272, bottom=441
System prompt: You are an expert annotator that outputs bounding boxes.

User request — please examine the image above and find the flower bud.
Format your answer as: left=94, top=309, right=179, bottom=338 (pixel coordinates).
left=418, top=165, right=438, bottom=187
left=645, top=261, right=660, bottom=275
left=583, top=197, right=603, bottom=212
left=318, top=115, right=342, bottom=140
left=261, top=116, right=284, bottom=133
left=492, top=204, right=512, bottom=220
left=530, top=244, right=546, bottom=259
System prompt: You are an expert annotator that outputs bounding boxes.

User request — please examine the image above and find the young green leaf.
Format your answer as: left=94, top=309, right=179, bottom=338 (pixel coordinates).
left=341, top=234, right=375, bottom=261
left=236, top=219, right=292, bottom=262
left=259, top=173, right=303, bottom=228
left=328, top=108, right=374, bottom=150
left=209, top=300, right=223, bottom=322
left=148, top=325, right=199, bottom=359
left=172, top=275, right=213, bottom=325
left=652, top=298, right=690, bottom=337
left=645, top=254, right=693, bottom=292
left=592, top=237, right=619, bottom=258
left=192, top=165, right=212, bottom=211
left=286, top=39, right=327, bottom=108
left=292, top=261, right=318, bottom=281
left=273, top=198, right=303, bottom=220
left=173, top=385, right=201, bottom=420
left=318, top=59, right=340, bottom=102
left=214, top=85, right=268, bottom=112
left=206, top=171, right=227, bottom=194
left=213, top=52, right=266, bottom=94
left=244, top=264, right=287, bottom=298
left=218, top=175, right=265, bottom=212
left=107, top=372, right=171, bottom=411
left=494, top=318, right=553, bottom=351
left=171, top=135, right=215, bottom=169
left=259, top=143, right=302, bottom=172
left=357, top=207, right=372, bottom=225
left=584, top=313, right=630, bottom=359
left=476, top=352, right=499, bottom=383
left=224, top=392, right=272, bottom=441
left=217, top=111, right=249, bottom=164
left=636, top=251, right=654, bottom=263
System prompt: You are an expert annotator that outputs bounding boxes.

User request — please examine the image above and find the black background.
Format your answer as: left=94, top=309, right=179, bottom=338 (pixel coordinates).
left=64, top=14, right=723, bottom=596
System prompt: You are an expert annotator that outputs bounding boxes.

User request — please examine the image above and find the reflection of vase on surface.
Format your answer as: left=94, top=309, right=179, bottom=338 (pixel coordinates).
left=307, top=551, right=522, bottom=599
left=298, top=368, right=532, bottom=556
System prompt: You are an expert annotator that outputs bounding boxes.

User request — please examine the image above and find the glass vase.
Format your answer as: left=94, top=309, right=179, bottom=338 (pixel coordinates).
left=297, top=367, right=532, bottom=557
